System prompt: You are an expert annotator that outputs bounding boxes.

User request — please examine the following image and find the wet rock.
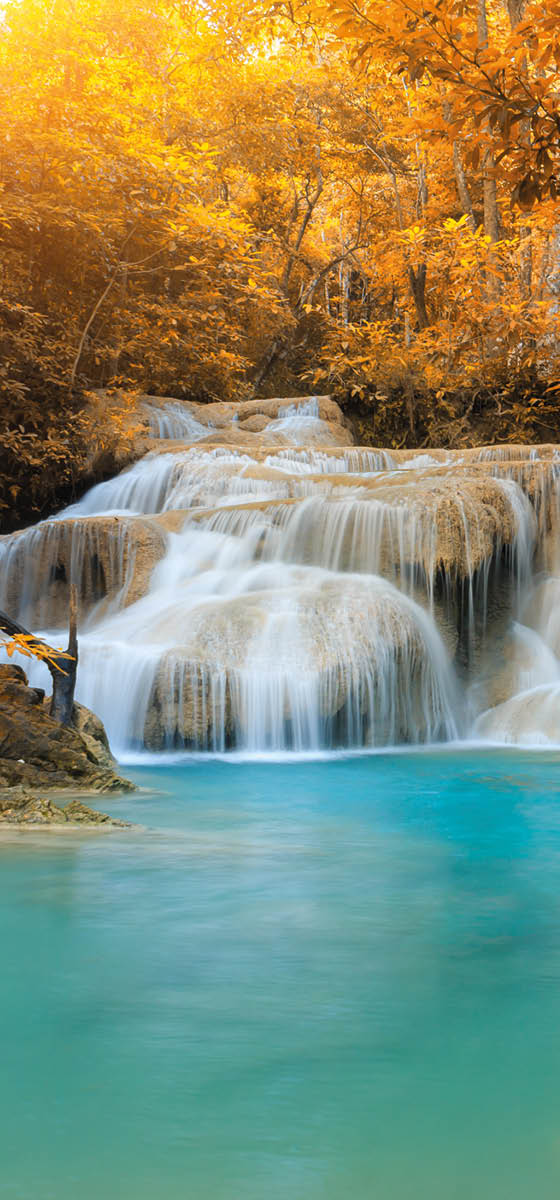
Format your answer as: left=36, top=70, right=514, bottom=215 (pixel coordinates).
left=71, top=701, right=118, bottom=772
left=142, top=572, right=458, bottom=749
left=0, top=665, right=134, bottom=793
left=474, top=685, right=560, bottom=746
left=0, top=786, right=130, bottom=827
left=0, top=514, right=168, bottom=627
left=63, top=798, right=130, bottom=826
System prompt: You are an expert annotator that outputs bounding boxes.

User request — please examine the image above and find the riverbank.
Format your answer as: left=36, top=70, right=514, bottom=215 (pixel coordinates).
left=0, top=788, right=132, bottom=829
left=0, top=663, right=135, bottom=826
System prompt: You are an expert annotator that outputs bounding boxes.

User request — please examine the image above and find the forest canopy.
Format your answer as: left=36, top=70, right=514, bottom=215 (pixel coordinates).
left=1, top=0, right=560, bottom=520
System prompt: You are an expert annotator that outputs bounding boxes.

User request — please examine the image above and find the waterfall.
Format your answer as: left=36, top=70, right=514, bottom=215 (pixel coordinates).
left=63, top=559, right=460, bottom=755
left=60, top=452, right=189, bottom=517
left=4, top=394, right=560, bottom=755
left=141, top=399, right=214, bottom=441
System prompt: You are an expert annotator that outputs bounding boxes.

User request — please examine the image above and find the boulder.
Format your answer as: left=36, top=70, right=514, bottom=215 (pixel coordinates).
left=0, top=664, right=134, bottom=792
left=72, top=701, right=117, bottom=771
left=474, top=683, right=560, bottom=746
left=141, top=570, right=459, bottom=749
left=0, top=787, right=130, bottom=827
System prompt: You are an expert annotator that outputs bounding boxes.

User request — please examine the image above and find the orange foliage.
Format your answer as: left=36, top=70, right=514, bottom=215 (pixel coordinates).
left=1, top=0, right=560, bottom=509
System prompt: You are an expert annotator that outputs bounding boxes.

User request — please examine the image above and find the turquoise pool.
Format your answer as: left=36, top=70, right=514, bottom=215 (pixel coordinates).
left=2, top=750, right=560, bottom=1199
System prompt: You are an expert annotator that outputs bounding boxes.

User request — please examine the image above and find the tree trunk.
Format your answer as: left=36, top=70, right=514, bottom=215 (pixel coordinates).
left=49, top=585, right=79, bottom=725
left=251, top=336, right=284, bottom=394
left=408, top=263, right=430, bottom=329
left=477, top=0, right=501, bottom=244
left=0, top=584, right=79, bottom=726
left=506, top=0, right=524, bottom=25
left=281, top=152, right=323, bottom=294
left=340, top=260, right=350, bottom=326
left=443, top=99, right=477, bottom=231
left=253, top=146, right=323, bottom=395
left=505, top=0, right=532, bottom=295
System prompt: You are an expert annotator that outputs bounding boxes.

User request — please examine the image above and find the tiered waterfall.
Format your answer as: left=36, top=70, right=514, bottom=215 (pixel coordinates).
left=3, top=394, right=560, bottom=755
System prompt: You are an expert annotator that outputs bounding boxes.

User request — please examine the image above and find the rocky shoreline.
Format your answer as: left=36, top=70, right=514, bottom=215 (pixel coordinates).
left=0, top=663, right=134, bottom=828
left=0, top=788, right=131, bottom=828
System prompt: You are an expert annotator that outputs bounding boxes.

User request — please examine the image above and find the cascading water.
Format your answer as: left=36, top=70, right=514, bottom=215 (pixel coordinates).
left=142, top=399, right=214, bottom=441
left=4, top=393, right=560, bottom=755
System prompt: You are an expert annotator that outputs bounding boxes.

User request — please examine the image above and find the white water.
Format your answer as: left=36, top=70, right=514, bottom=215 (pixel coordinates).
left=142, top=399, right=213, bottom=441
left=4, top=396, right=560, bottom=753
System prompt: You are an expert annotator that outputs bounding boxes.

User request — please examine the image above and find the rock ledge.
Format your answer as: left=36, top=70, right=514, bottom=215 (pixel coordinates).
left=0, top=787, right=130, bottom=828
left=0, top=663, right=134, bottom=794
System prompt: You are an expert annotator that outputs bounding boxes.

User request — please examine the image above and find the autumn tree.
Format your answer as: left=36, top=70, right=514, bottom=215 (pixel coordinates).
left=2, top=0, right=560, bottom=521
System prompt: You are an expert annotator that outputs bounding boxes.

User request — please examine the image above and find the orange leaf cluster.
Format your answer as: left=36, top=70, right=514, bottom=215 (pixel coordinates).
left=1, top=0, right=560, bottom=491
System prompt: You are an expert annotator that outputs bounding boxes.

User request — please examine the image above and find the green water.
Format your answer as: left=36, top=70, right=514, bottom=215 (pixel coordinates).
left=2, top=750, right=560, bottom=1199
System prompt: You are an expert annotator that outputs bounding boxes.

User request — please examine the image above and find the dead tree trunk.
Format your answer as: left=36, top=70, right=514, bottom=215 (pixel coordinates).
left=49, top=585, right=78, bottom=724
left=0, top=584, right=78, bottom=726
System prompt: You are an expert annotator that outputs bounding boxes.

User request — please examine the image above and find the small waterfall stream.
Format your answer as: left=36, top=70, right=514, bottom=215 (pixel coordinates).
left=3, top=395, right=560, bottom=756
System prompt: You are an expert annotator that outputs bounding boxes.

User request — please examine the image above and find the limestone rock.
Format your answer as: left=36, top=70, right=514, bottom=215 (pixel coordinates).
left=474, top=684, right=560, bottom=746
left=237, top=415, right=272, bottom=433
left=0, top=665, right=134, bottom=793
left=0, top=786, right=130, bottom=827
left=64, top=798, right=130, bottom=826
left=72, top=701, right=117, bottom=771
left=0, top=514, right=167, bottom=627
left=141, top=571, right=458, bottom=749
left=140, top=394, right=354, bottom=450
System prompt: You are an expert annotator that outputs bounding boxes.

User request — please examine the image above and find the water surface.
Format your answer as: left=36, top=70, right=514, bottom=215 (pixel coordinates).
left=2, top=750, right=560, bottom=1198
